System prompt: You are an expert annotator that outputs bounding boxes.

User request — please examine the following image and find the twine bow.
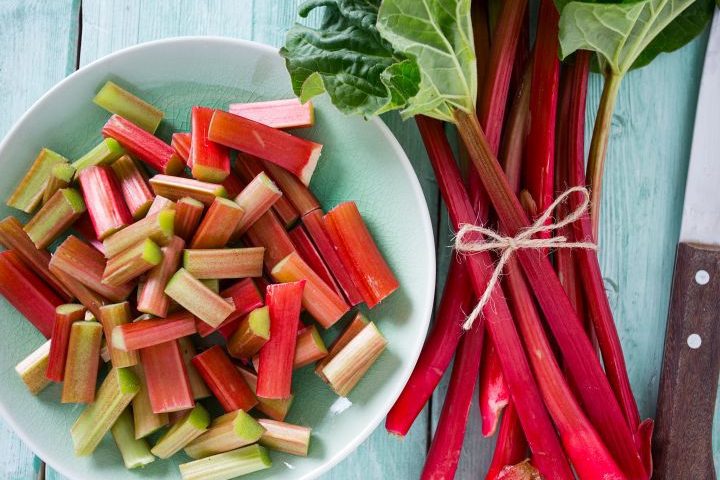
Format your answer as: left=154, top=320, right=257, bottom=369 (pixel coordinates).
left=454, top=186, right=596, bottom=330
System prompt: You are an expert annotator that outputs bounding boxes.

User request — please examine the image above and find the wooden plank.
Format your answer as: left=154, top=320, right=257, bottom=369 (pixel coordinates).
left=0, top=1, right=80, bottom=479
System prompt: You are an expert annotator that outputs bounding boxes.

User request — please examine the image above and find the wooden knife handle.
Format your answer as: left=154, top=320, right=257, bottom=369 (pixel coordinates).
left=653, top=242, right=720, bottom=479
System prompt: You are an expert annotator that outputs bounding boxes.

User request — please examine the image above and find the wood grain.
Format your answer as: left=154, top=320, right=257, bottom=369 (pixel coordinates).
left=0, top=1, right=79, bottom=479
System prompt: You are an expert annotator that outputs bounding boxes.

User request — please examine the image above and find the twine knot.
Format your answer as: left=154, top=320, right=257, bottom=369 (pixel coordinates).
left=454, top=186, right=596, bottom=330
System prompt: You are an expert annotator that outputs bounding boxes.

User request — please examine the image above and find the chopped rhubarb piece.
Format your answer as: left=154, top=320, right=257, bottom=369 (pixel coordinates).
left=196, top=278, right=264, bottom=338
left=165, top=268, right=235, bottom=328
left=231, top=172, right=281, bottom=238
left=46, top=304, right=86, bottom=382
left=245, top=210, right=295, bottom=270
left=210, top=111, right=321, bottom=185
left=140, top=339, right=194, bottom=414
left=256, top=281, right=304, bottom=399
left=93, top=81, right=164, bottom=133
left=0, top=250, right=63, bottom=337
left=103, top=115, right=184, bottom=174
left=190, top=106, right=230, bottom=182
left=99, top=302, right=139, bottom=368
left=7, top=148, right=69, bottom=213
left=258, top=419, right=311, bottom=456
left=228, top=98, right=314, bottom=129
left=49, top=265, right=108, bottom=319
left=102, top=238, right=163, bottom=286
left=42, top=162, right=75, bottom=205
left=179, top=444, right=271, bottom=480
left=15, top=340, right=52, bottom=395
left=316, top=312, right=368, bottom=378
left=103, top=208, right=174, bottom=257
left=237, top=368, right=293, bottom=421
left=150, top=174, right=227, bottom=206
left=221, top=171, right=245, bottom=198
left=234, top=155, right=299, bottom=227
left=137, top=236, right=184, bottom=317
left=189, top=197, right=244, bottom=248
left=319, top=321, right=386, bottom=396
left=192, top=345, right=257, bottom=412
left=271, top=252, right=348, bottom=328
left=24, top=188, right=86, bottom=249
left=262, top=161, right=319, bottom=216
left=185, top=409, right=265, bottom=459
left=71, top=367, right=140, bottom=456
left=288, top=224, right=342, bottom=297
left=133, top=363, right=169, bottom=439
left=146, top=195, right=175, bottom=216
left=227, top=306, right=270, bottom=359
left=324, top=202, right=398, bottom=308
left=183, top=247, right=264, bottom=279
left=111, top=155, right=155, bottom=219
left=62, top=320, right=103, bottom=403
left=174, top=197, right=205, bottom=240
left=72, top=138, right=125, bottom=173
left=112, top=312, right=196, bottom=351
left=293, top=325, right=328, bottom=369
left=302, top=209, right=363, bottom=306
left=151, top=404, right=210, bottom=459
left=172, top=132, right=191, bottom=163
left=177, top=337, right=212, bottom=400
left=110, top=408, right=156, bottom=469
left=78, top=165, right=133, bottom=239
left=72, top=213, right=105, bottom=254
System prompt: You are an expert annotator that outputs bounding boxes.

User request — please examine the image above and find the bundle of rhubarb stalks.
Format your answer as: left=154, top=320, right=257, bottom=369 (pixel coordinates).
left=281, top=0, right=716, bottom=478
left=3, top=80, right=399, bottom=479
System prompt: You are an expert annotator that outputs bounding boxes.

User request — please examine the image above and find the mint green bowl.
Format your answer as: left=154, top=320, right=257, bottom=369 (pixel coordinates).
left=0, top=38, right=435, bottom=479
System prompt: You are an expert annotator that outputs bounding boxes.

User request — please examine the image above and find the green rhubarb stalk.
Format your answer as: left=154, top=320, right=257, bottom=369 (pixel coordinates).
left=7, top=148, right=69, bottom=213
left=151, top=403, right=210, bottom=459
left=99, top=302, right=138, bottom=368
left=15, top=340, right=52, bottom=395
left=110, top=408, right=156, bottom=469
left=184, top=409, right=265, bottom=459
left=178, top=444, right=271, bottom=480
left=165, top=268, right=235, bottom=328
left=71, top=367, right=140, bottom=456
left=72, top=138, right=125, bottom=173
left=93, top=81, right=164, bottom=133
left=43, top=163, right=76, bottom=204
left=227, top=306, right=270, bottom=359
left=103, top=208, right=175, bottom=257
left=61, top=320, right=103, bottom=404
left=24, top=188, right=86, bottom=249
left=102, top=238, right=163, bottom=286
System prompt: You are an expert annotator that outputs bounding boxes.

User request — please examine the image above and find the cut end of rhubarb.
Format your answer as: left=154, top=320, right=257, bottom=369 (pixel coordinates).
left=61, top=188, right=87, bottom=213
left=234, top=409, right=266, bottom=441
left=140, top=239, right=164, bottom=265
left=157, top=209, right=176, bottom=239
left=248, top=307, right=270, bottom=340
left=299, top=143, right=322, bottom=186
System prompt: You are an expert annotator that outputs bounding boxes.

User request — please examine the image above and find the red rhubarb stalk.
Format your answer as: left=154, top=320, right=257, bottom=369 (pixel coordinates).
left=256, top=281, right=305, bottom=399
left=209, top=110, right=322, bottom=185
left=417, top=116, right=573, bottom=479
left=478, top=340, right=509, bottom=437
left=485, top=404, right=528, bottom=480
left=385, top=261, right=472, bottom=436
left=190, top=106, right=230, bottom=182
left=137, top=236, right=185, bottom=317
left=72, top=213, right=105, bottom=254
left=110, top=155, right=155, bottom=219
left=196, top=278, right=264, bottom=338
left=228, top=98, right=314, bottom=129
left=112, top=312, right=197, bottom=351
left=192, top=345, right=257, bottom=412
left=46, top=304, right=86, bottom=382
left=102, top=114, right=184, bottom=175
left=245, top=210, right=296, bottom=270
left=227, top=306, right=270, bottom=359
left=140, top=339, right=194, bottom=414
left=222, top=171, right=245, bottom=198
left=232, top=172, right=282, bottom=239
left=0, top=251, right=63, bottom=338
left=262, top=161, right=320, bottom=216
left=189, top=197, right=244, bottom=249
left=78, top=166, right=133, bottom=240
left=288, top=224, right=342, bottom=298
left=172, top=133, right=191, bottom=164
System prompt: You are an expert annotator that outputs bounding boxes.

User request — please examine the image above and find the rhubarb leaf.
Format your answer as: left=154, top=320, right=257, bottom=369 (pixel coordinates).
left=558, top=0, right=702, bottom=75
left=376, top=0, right=477, bottom=122
left=280, top=0, right=420, bottom=117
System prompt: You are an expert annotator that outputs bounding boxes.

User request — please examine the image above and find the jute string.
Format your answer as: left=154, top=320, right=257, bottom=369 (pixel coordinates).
left=454, top=186, right=596, bottom=330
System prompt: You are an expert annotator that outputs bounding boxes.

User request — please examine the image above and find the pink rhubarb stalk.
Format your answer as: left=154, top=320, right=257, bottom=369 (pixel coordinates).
left=137, top=236, right=185, bottom=317
left=110, top=155, right=155, bottom=219
left=46, top=304, right=86, bottom=381
left=78, top=166, right=133, bottom=240
left=190, top=106, right=230, bottom=182
left=228, top=98, right=314, bottom=129
left=234, top=155, right=299, bottom=228
left=112, top=311, right=197, bottom=351
left=140, top=339, right=194, bottom=414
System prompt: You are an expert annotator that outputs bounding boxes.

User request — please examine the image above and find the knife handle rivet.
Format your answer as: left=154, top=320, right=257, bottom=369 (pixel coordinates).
left=687, top=334, right=702, bottom=349
left=695, top=270, right=710, bottom=285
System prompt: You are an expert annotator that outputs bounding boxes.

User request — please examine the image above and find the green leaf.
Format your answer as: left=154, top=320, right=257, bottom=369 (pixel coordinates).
left=280, top=0, right=419, bottom=117
left=558, top=0, right=703, bottom=75
left=376, top=0, right=476, bottom=122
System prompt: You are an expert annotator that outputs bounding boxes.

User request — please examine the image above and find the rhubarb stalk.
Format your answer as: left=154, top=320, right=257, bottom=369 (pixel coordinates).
left=112, top=312, right=197, bottom=351
left=189, top=197, right=244, bottom=248
left=190, top=106, right=230, bottom=182
left=258, top=419, right=311, bottom=456
left=228, top=98, right=314, bottom=129
left=183, top=247, right=264, bottom=279
left=110, top=408, right=156, bottom=469
left=7, top=148, right=69, bottom=213
left=196, top=278, right=264, bottom=338
left=132, top=363, right=170, bottom=439
left=46, top=304, right=86, bottom=382
left=184, top=409, right=265, bottom=459
left=140, top=339, right=195, bottom=414
left=137, top=236, right=185, bottom=317
left=150, top=403, right=210, bottom=459
left=23, top=188, right=86, bottom=249
left=110, top=155, right=155, bottom=219
left=234, top=155, right=299, bottom=228
left=93, top=80, right=163, bottom=133
left=165, top=268, right=235, bottom=328
left=78, top=166, right=133, bottom=239
left=61, top=320, right=103, bottom=403
left=227, top=306, right=270, bottom=359
left=192, top=345, right=257, bottom=412
left=231, top=172, right=282, bottom=238
left=15, top=340, right=52, bottom=395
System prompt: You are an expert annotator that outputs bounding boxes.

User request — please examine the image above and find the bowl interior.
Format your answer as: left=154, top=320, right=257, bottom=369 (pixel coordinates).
left=0, top=38, right=434, bottom=479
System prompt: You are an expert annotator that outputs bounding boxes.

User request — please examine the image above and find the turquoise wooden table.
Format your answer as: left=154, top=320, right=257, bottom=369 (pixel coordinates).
left=0, top=1, right=712, bottom=479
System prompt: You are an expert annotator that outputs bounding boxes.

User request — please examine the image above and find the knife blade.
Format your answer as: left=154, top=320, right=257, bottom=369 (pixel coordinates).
left=653, top=10, right=720, bottom=480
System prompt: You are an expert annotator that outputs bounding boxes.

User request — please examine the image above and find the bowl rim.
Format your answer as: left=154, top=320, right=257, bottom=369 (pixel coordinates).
left=0, top=35, right=436, bottom=480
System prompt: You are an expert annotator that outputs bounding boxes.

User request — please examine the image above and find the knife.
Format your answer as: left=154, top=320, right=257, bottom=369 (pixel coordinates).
left=653, top=10, right=720, bottom=480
